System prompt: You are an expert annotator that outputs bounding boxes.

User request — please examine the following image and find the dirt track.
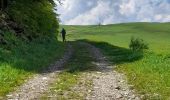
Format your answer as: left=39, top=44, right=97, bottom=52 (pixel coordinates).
left=6, top=42, right=140, bottom=100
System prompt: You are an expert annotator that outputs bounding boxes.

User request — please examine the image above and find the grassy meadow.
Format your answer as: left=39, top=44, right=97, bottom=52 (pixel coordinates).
left=61, top=22, right=170, bottom=99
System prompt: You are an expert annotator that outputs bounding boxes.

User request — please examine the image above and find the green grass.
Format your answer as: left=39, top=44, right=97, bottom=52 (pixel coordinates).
left=63, top=22, right=170, bottom=54
left=42, top=42, right=96, bottom=100
left=61, top=22, right=170, bottom=99
left=0, top=33, right=66, bottom=97
left=118, top=53, right=170, bottom=99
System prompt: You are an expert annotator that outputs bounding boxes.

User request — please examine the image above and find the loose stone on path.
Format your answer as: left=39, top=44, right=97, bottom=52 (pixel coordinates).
left=81, top=42, right=140, bottom=100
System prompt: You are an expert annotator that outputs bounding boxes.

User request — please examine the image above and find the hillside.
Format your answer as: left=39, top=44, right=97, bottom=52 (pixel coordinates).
left=61, top=23, right=170, bottom=99
left=63, top=22, right=170, bottom=54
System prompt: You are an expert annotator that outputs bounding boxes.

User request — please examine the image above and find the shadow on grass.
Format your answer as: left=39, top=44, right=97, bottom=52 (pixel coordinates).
left=58, top=39, right=143, bottom=74
left=62, top=41, right=97, bottom=73
left=0, top=39, right=66, bottom=73
left=0, top=39, right=143, bottom=74
left=76, top=39, right=143, bottom=65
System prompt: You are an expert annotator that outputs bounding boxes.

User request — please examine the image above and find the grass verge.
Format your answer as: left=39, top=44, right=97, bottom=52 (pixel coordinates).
left=86, top=40, right=170, bottom=100
left=0, top=37, right=66, bottom=97
left=117, top=53, right=170, bottom=99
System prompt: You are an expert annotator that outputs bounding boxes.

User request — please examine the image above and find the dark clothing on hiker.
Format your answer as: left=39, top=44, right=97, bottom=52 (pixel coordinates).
left=61, top=28, right=66, bottom=42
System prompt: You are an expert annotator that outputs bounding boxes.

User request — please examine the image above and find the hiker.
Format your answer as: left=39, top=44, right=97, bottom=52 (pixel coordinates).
left=60, top=28, right=66, bottom=42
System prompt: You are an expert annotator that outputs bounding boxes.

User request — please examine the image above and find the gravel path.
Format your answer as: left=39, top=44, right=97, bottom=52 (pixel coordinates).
left=5, top=42, right=141, bottom=100
left=6, top=44, right=73, bottom=100
left=82, top=42, right=141, bottom=100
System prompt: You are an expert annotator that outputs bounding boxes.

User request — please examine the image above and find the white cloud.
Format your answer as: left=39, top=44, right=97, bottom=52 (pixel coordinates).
left=119, top=0, right=136, bottom=16
left=56, top=0, right=170, bottom=25
left=154, top=15, right=163, bottom=21
left=66, top=1, right=113, bottom=25
left=161, top=15, right=170, bottom=22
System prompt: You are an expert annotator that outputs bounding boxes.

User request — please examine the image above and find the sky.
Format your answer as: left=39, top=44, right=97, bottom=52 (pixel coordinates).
left=55, top=0, right=170, bottom=25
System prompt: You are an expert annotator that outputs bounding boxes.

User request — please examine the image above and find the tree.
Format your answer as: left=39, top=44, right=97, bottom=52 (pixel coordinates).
left=98, top=17, right=102, bottom=26
left=0, top=0, right=8, bottom=10
left=0, top=0, right=62, bottom=10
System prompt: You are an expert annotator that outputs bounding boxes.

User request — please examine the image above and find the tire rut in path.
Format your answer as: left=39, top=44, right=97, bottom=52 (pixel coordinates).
left=81, top=42, right=141, bottom=100
left=6, top=44, right=73, bottom=100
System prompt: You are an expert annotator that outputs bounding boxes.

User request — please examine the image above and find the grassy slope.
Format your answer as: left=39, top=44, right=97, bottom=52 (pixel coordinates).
left=63, top=22, right=170, bottom=54
left=0, top=36, right=66, bottom=96
left=62, top=22, right=170, bottom=99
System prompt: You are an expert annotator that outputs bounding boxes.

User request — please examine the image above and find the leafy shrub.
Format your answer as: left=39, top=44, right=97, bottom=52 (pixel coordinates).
left=129, top=37, right=148, bottom=51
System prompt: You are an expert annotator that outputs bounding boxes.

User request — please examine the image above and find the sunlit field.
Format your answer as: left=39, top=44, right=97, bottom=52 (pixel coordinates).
left=61, top=22, right=170, bottom=99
